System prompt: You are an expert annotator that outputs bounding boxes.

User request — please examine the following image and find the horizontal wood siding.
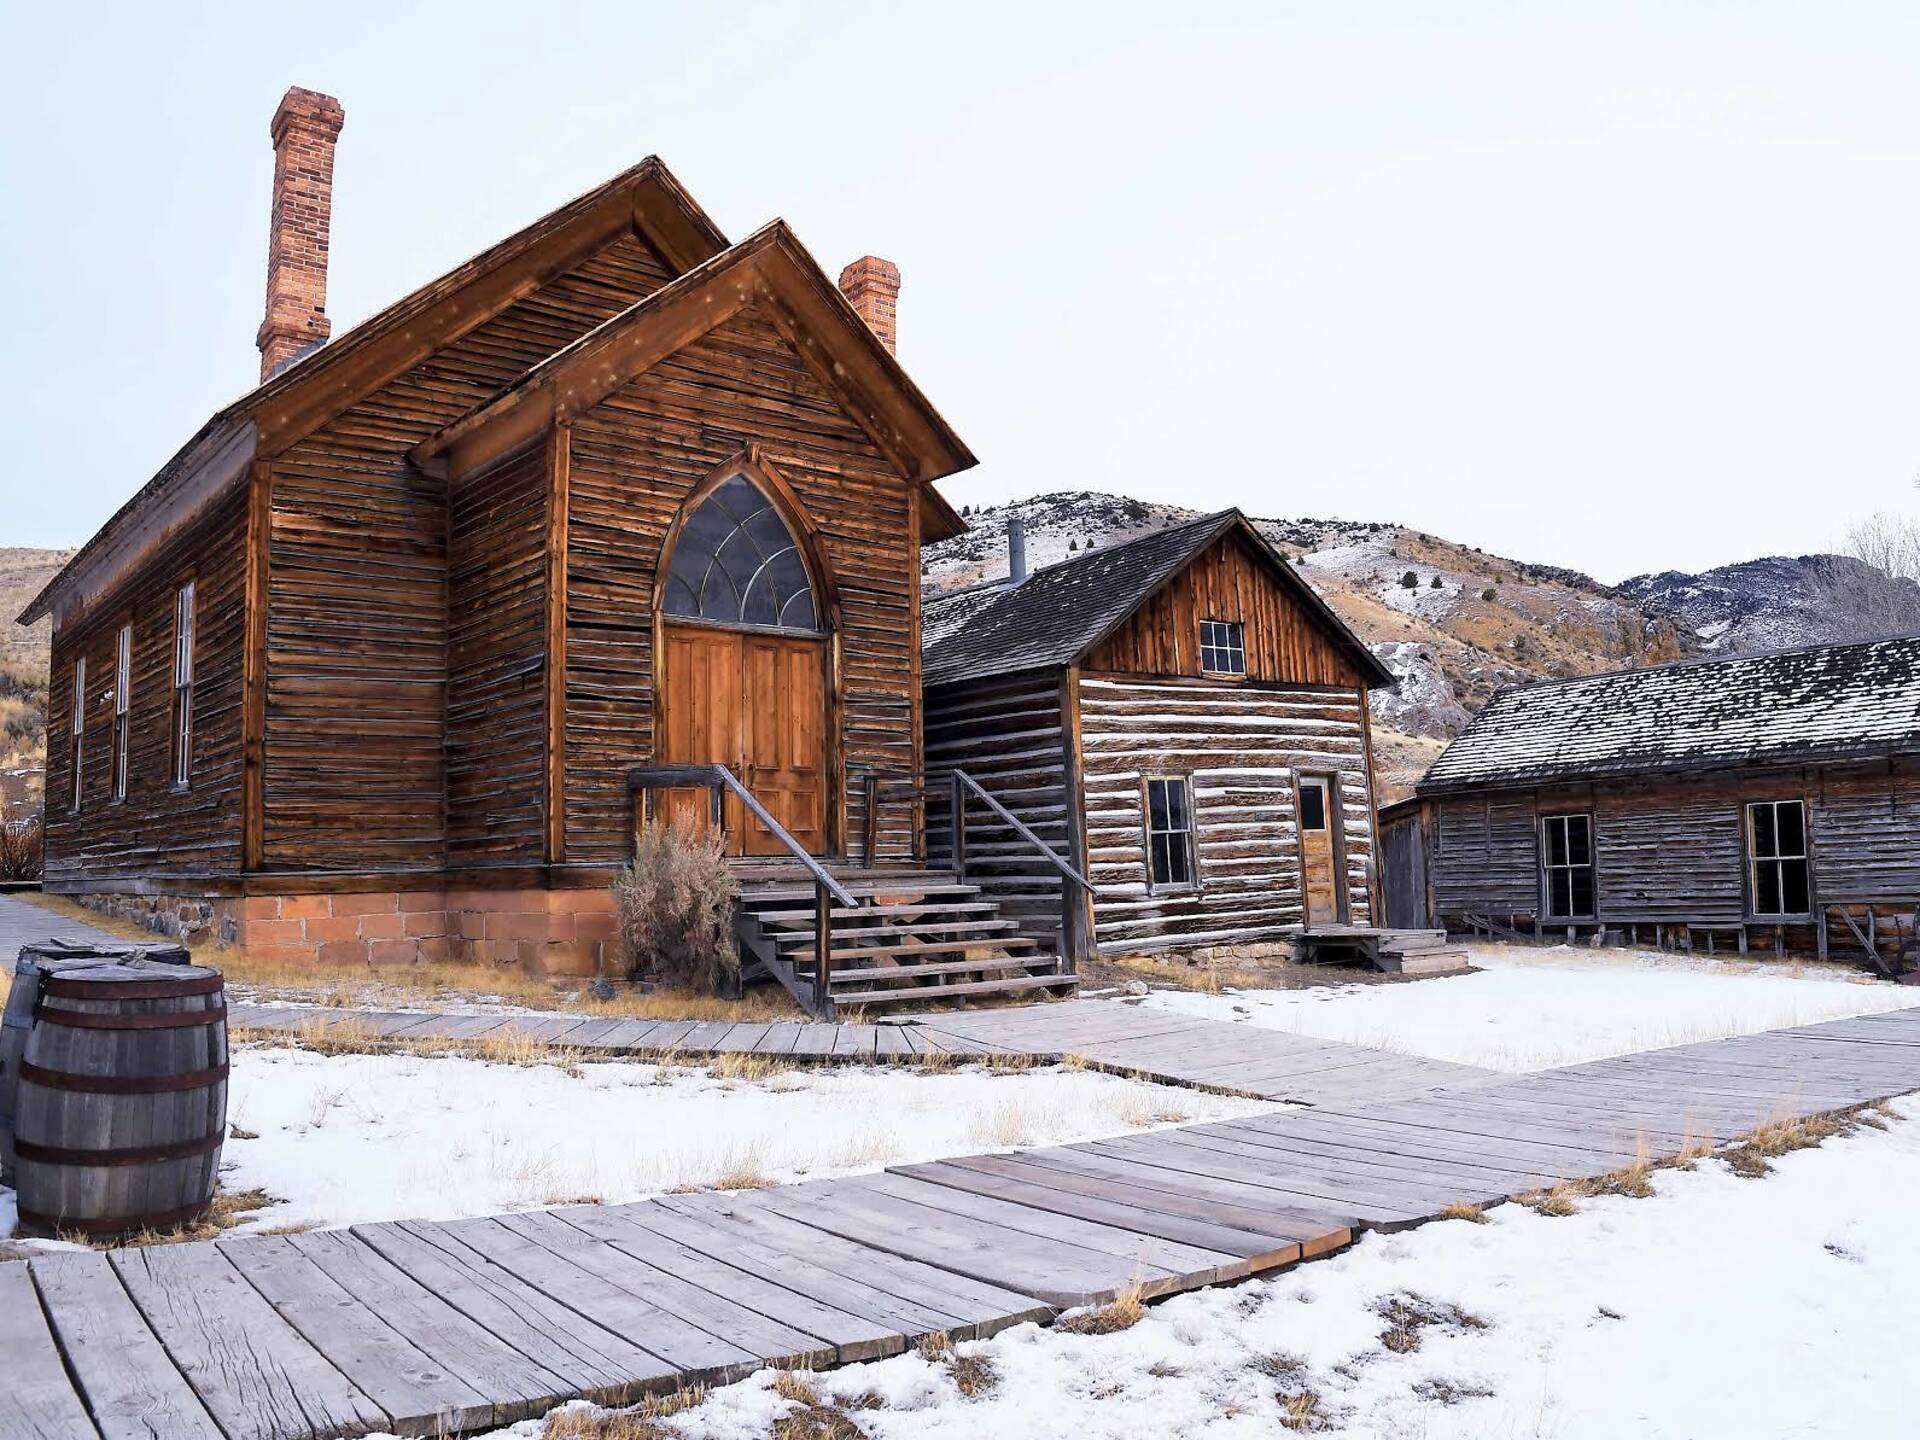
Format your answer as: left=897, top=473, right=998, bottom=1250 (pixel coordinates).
left=446, top=443, right=549, bottom=866
left=923, top=669, right=1070, bottom=937
left=1811, top=758, right=1920, bottom=906
left=1085, top=531, right=1364, bottom=686
left=1429, top=794, right=1539, bottom=918
left=44, top=490, right=248, bottom=882
left=1592, top=778, right=1746, bottom=923
left=264, top=233, right=676, bottom=872
left=1078, top=675, right=1375, bottom=953
left=562, top=303, right=918, bottom=864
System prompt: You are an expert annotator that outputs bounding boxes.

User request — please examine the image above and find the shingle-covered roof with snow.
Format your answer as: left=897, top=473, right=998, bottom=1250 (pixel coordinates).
left=1419, top=635, right=1920, bottom=793
left=922, top=509, right=1392, bottom=688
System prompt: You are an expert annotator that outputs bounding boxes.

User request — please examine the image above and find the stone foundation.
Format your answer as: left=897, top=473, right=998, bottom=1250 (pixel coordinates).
left=77, top=886, right=618, bottom=977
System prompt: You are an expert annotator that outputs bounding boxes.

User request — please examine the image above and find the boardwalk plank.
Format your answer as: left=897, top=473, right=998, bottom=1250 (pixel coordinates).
left=0, top=1261, right=101, bottom=1440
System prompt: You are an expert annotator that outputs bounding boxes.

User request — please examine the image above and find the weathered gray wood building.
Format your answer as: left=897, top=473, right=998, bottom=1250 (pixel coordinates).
left=1385, top=636, right=1920, bottom=968
left=922, top=511, right=1395, bottom=959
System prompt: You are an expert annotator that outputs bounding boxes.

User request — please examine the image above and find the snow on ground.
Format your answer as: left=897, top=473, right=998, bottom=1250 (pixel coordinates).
left=1142, top=942, right=1920, bottom=1071
left=481, top=1100, right=1920, bottom=1440
left=100, top=1049, right=1264, bottom=1237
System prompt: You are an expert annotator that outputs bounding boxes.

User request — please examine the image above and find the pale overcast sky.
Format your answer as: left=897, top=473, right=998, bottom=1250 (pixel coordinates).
left=5, top=1, right=1918, bottom=582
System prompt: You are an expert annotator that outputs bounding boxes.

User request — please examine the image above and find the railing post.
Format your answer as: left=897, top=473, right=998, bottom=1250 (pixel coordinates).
left=710, top=778, right=726, bottom=835
left=950, top=771, right=966, bottom=881
left=863, top=771, right=879, bottom=868
left=813, top=879, right=832, bottom=1016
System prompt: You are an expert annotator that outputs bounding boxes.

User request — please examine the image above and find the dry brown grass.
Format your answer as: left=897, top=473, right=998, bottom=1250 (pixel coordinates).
left=1373, top=1292, right=1488, bottom=1355
left=1518, top=1183, right=1580, bottom=1218
left=911, top=1330, right=996, bottom=1399
left=1722, top=1108, right=1861, bottom=1179
left=10, top=891, right=155, bottom=944
left=542, top=1387, right=707, bottom=1440
left=1057, top=1281, right=1147, bottom=1335
left=64, top=1185, right=280, bottom=1249
left=1437, top=1202, right=1490, bottom=1224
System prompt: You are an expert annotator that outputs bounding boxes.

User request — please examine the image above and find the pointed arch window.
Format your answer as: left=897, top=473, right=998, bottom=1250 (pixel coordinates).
left=663, top=475, right=820, bottom=631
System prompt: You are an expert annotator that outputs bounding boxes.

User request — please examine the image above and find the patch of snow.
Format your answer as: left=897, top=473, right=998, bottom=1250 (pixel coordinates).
left=479, top=1100, right=1920, bottom=1440
left=1695, top=618, right=1733, bottom=642
left=1139, top=943, right=1919, bottom=1071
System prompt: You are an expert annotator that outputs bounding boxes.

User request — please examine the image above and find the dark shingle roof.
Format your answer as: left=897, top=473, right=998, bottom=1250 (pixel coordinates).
left=1419, top=634, right=1920, bottom=793
left=922, top=509, right=1391, bottom=688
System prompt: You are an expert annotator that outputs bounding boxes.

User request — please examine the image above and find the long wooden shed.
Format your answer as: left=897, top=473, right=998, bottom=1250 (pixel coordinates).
left=1385, top=635, right=1920, bottom=970
left=922, top=510, right=1396, bottom=960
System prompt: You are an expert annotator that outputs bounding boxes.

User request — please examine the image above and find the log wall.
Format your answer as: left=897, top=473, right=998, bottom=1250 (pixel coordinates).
left=1077, top=675, right=1375, bottom=953
left=44, top=489, right=249, bottom=884
left=561, top=302, right=921, bottom=864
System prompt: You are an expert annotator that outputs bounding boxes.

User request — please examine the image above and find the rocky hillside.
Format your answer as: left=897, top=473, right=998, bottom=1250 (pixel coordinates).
left=1, top=547, right=66, bottom=802
left=926, top=492, right=1864, bottom=800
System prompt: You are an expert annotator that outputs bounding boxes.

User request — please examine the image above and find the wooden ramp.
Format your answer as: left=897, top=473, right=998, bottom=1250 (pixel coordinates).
left=12, top=1003, right=1920, bottom=1438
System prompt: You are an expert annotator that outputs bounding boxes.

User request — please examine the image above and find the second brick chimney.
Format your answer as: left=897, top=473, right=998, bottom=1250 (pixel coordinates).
left=837, top=256, right=901, bottom=356
left=257, top=87, right=346, bottom=381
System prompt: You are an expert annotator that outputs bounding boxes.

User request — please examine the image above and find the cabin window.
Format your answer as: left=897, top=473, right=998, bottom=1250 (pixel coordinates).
left=1145, top=775, right=1196, bottom=889
left=1198, top=618, right=1246, bottom=676
left=70, top=656, right=86, bottom=813
left=1541, top=813, right=1595, bottom=919
left=113, top=623, right=132, bottom=802
left=663, top=475, right=819, bottom=631
left=1747, top=800, right=1810, bottom=916
left=173, top=582, right=195, bottom=789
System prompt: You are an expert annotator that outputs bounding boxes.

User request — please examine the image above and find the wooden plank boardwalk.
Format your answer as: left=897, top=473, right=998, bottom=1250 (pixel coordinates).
left=7, top=1003, right=1920, bottom=1437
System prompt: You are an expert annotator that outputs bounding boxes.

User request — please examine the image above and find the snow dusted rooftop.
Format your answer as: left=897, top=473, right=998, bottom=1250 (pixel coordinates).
left=1420, top=634, right=1920, bottom=793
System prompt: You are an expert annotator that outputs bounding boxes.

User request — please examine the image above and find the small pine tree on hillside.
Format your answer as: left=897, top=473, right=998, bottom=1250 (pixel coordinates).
left=1430, top=575, right=1445, bottom=589
left=1069, top=539, right=1078, bottom=552
left=1399, top=571, right=1419, bottom=589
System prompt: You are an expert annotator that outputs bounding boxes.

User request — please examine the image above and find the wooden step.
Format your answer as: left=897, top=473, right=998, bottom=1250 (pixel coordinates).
left=812, top=955, right=1057, bottom=986
left=832, top=973, right=1080, bottom=1009
left=797, top=936, right=1044, bottom=965
left=749, top=901, right=1002, bottom=925
left=739, top=880, right=980, bottom=905
left=771, top=919, right=1025, bottom=949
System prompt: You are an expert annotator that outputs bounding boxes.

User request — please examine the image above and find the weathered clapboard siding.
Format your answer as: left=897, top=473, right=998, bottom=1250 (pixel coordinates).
left=1593, top=777, right=1747, bottom=924
left=1084, top=531, right=1363, bottom=687
left=1813, top=758, right=1920, bottom=906
left=923, top=668, right=1071, bottom=936
left=1079, top=676, right=1375, bottom=953
left=446, top=442, right=551, bottom=866
left=561, top=303, right=920, bottom=865
left=45, top=488, right=248, bottom=882
left=263, top=232, right=677, bottom=872
left=1429, top=793, right=1538, bottom=919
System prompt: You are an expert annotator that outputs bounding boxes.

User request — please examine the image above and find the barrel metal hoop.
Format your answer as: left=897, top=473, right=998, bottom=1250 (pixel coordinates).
left=12, top=1131, right=225, bottom=1168
left=41, top=974, right=224, bottom=1000
left=17, top=1060, right=229, bottom=1095
left=15, top=1196, right=214, bottom=1236
left=38, top=1003, right=228, bottom=1031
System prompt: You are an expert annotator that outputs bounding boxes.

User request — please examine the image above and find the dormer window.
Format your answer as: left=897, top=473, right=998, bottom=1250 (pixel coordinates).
left=1199, top=618, right=1245, bottom=676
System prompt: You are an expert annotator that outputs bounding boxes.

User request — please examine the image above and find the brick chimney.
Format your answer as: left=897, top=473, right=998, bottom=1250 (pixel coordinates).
left=837, top=256, right=901, bottom=356
left=257, top=87, right=346, bottom=381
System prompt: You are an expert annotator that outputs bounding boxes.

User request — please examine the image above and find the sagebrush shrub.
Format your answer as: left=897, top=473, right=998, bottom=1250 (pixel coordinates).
left=612, top=818, right=740, bottom=991
left=0, top=815, right=44, bottom=881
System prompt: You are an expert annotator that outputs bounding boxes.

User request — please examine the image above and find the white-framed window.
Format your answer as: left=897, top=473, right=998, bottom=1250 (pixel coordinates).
left=173, top=582, right=195, bottom=789
left=1541, top=813, right=1595, bottom=919
left=70, top=655, right=86, bottom=813
left=1198, top=618, right=1246, bottom=676
left=113, top=623, right=132, bottom=802
left=1748, top=800, right=1810, bottom=917
left=1145, top=775, right=1196, bottom=890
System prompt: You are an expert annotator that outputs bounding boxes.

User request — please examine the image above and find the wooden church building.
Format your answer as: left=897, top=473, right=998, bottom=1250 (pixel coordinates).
left=922, top=511, right=1396, bottom=959
left=22, top=88, right=979, bottom=977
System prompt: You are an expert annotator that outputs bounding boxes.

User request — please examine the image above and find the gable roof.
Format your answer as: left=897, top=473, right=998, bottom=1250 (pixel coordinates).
left=921, top=509, right=1393, bottom=688
left=411, top=220, right=975, bottom=504
left=23, top=159, right=731, bottom=627
left=1419, top=634, right=1920, bottom=794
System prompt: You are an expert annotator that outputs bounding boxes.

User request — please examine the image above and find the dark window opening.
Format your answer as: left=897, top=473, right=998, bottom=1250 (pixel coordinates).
left=173, top=582, right=194, bottom=789
left=113, top=623, right=131, bottom=802
left=1299, top=781, right=1328, bottom=831
left=663, top=475, right=819, bottom=631
left=1542, top=813, right=1595, bottom=919
left=1146, top=776, right=1196, bottom=889
left=1748, top=800, right=1810, bottom=916
left=1198, top=618, right=1245, bottom=675
left=70, top=656, right=85, bottom=813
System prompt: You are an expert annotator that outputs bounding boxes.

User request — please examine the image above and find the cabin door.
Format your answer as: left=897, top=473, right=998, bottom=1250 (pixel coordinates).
left=1298, top=775, right=1343, bottom=926
left=659, top=622, right=827, bottom=857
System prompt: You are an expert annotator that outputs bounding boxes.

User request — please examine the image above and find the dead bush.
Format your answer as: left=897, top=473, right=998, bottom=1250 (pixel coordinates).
left=0, top=814, right=43, bottom=881
left=612, top=818, right=740, bottom=992
left=1057, top=1281, right=1147, bottom=1335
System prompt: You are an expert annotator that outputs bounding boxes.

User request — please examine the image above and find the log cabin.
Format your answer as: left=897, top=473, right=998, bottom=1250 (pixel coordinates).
left=1382, top=635, right=1920, bottom=975
left=921, top=510, right=1397, bottom=960
left=21, top=87, right=1074, bottom=1010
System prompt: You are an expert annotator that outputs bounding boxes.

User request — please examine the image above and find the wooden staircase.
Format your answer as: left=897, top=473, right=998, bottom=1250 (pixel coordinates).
left=734, top=870, right=1080, bottom=1018
left=1295, top=926, right=1471, bottom=976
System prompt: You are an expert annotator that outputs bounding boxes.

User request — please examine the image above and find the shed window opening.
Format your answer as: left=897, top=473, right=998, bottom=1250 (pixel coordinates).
left=1146, top=776, right=1196, bottom=889
left=1198, top=618, right=1246, bottom=676
left=173, top=582, right=195, bottom=789
left=113, top=623, right=132, bottom=802
left=1541, top=813, right=1595, bottom=919
left=1298, top=779, right=1329, bottom=832
left=663, top=475, right=819, bottom=632
left=70, top=656, right=86, bottom=813
left=1747, top=800, right=1810, bottom=916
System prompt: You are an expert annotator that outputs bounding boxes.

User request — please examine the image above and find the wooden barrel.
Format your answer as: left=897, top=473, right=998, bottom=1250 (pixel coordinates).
left=2, top=940, right=187, bottom=1187
left=12, top=957, right=227, bottom=1238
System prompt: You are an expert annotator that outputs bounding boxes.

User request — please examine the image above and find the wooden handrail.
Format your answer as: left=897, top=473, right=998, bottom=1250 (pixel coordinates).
left=948, top=769, right=1095, bottom=895
left=851, top=766, right=924, bottom=867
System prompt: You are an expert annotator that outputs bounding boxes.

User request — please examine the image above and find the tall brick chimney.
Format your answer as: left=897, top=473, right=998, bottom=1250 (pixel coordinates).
left=257, top=87, right=346, bottom=381
left=837, top=256, right=901, bottom=356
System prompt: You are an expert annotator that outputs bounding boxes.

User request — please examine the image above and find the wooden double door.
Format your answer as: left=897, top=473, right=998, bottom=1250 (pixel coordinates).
left=659, top=621, right=828, bottom=856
